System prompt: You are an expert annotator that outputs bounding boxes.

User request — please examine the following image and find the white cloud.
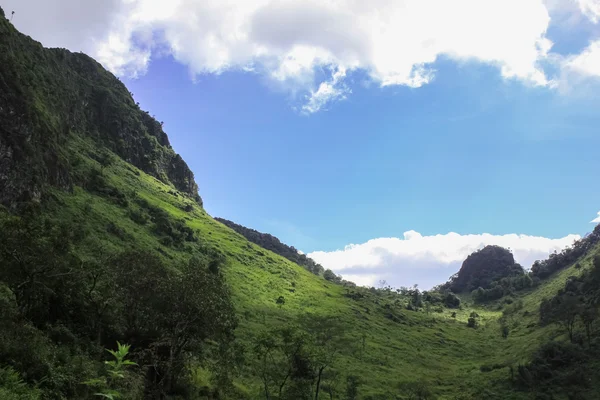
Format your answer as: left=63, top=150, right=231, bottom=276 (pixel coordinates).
left=576, top=0, right=600, bottom=22
left=5, top=0, right=555, bottom=111
left=308, top=231, right=579, bottom=289
left=341, top=274, right=381, bottom=288
left=563, top=39, right=600, bottom=78
left=301, top=67, right=350, bottom=114
left=591, top=211, right=600, bottom=223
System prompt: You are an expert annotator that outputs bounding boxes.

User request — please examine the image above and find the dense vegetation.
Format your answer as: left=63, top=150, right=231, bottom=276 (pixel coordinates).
left=0, top=206, right=237, bottom=399
left=445, top=245, right=523, bottom=293
left=513, top=255, right=600, bottom=398
left=0, top=6, right=200, bottom=208
left=215, top=218, right=343, bottom=282
left=531, top=225, right=600, bottom=279
left=2, top=7, right=600, bottom=399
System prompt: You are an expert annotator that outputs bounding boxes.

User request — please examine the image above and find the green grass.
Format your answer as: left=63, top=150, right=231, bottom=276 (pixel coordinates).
left=42, top=136, right=599, bottom=399
left=2, top=10, right=596, bottom=397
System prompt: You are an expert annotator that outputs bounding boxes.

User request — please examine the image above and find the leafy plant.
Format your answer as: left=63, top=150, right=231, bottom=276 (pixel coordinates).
left=83, top=342, right=137, bottom=399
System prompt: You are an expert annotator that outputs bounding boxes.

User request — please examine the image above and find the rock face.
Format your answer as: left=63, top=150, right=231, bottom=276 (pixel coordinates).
left=449, top=245, right=520, bottom=292
left=0, top=10, right=201, bottom=207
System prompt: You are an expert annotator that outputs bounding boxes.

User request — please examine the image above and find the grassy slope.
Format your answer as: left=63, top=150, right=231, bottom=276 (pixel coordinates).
left=52, top=136, right=600, bottom=400
left=1, top=9, right=596, bottom=398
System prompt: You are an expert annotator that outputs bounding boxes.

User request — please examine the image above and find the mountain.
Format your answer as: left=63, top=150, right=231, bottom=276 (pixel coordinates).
left=2, top=8, right=600, bottom=399
left=0, top=10, right=200, bottom=207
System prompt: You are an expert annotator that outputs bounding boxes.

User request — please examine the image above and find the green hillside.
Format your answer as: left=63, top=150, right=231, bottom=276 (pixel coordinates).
left=1, top=7, right=600, bottom=400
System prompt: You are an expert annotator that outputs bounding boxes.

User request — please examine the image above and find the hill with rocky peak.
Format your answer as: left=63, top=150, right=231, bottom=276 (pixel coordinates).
left=446, top=245, right=524, bottom=292
left=0, top=10, right=199, bottom=207
left=2, top=7, right=600, bottom=400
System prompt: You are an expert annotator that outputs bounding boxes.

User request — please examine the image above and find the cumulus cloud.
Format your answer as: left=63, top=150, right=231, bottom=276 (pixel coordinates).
left=5, top=0, right=556, bottom=112
left=308, top=231, right=579, bottom=289
left=301, top=67, right=350, bottom=114
left=563, top=39, right=600, bottom=78
left=576, top=0, right=600, bottom=22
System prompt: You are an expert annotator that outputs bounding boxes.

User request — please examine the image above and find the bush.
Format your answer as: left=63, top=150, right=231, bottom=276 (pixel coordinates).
left=128, top=208, right=149, bottom=225
left=443, top=292, right=461, bottom=308
left=515, top=341, right=588, bottom=392
left=397, top=380, right=436, bottom=399
left=0, top=367, right=40, bottom=400
left=106, top=221, right=128, bottom=240
left=467, top=312, right=479, bottom=328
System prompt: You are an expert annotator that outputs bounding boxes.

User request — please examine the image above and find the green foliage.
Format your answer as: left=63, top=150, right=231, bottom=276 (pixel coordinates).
left=345, top=375, right=360, bottom=400
left=276, top=295, right=286, bottom=307
left=0, top=366, right=40, bottom=400
left=442, top=291, right=461, bottom=308
left=5, top=11, right=600, bottom=399
left=83, top=342, right=137, bottom=399
left=0, top=12, right=201, bottom=206
left=447, top=245, right=520, bottom=292
left=467, top=312, right=479, bottom=329
left=472, top=273, right=535, bottom=303
left=531, top=226, right=600, bottom=278
left=0, top=205, right=236, bottom=398
left=514, top=341, right=588, bottom=394
left=251, top=316, right=349, bottom=399
left=397, top=380, right=436, bottom=400
left=216, top=217, right=331, bottom=278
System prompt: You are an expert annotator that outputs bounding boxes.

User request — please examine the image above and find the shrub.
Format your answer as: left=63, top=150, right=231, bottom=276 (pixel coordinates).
left=467, top=312, right=479, bottom=328
left=515, top=341, right=588, bottom=391
left=443, top=292, right=461, bottom=308
left=106, top=222, right=128, bottom=240
left=0, top=366, right=40, bottom=400
left=397, top=380, right=436, bottom=399
left=128, top=209, right=148, bottom=225
left=83, top=342, right=138, bottom=399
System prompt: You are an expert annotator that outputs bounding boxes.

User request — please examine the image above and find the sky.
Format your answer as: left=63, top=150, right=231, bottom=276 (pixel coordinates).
left=5, top=0, right=600, bottom=288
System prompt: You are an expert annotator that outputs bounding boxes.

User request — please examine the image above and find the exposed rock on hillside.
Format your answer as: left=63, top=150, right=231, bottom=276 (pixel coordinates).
left=0, top=11, right=200, bottom=206
left=448, top=245, right=523, bottom=292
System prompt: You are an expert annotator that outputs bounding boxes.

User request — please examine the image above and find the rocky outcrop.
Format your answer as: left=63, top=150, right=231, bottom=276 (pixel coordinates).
left=449, top=245, right=522, bottom=292
left=0, top=10, right=201, bottom=207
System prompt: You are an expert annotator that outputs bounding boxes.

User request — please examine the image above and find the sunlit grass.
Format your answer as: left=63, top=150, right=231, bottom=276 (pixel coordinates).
left=43, top=136, right=600, bottom=399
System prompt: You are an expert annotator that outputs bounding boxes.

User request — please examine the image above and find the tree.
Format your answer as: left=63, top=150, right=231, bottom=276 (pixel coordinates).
left=581, top=305, right=598, bottom=345
left=323, top=269, right=337, bottom=282
left=540, top=295, right=582, bottom=343
left=0, top=210, right=84, bottom=327
left=301, top=315, right=348, bottom=400
left=111, top=252, right=237, bottom=395
left=398, top=380, right=436, bottom=400
left=253, top=326, right=309, bottom=400
left=443, top=292, right=461, bottom=308
left=345, top=375, right=360, bottom=400
left=321, top=369, right=341, bottom=400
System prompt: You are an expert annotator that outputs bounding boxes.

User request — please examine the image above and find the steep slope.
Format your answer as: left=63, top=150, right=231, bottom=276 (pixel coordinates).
left=1, top=8, right=600, bottom=400
left=0, top=10, right=199, bottom=207
left=215, top=217, right=328, bottom=277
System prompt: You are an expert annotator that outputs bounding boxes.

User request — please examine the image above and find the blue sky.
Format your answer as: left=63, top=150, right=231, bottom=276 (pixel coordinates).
left=123, top=57, right=600, bottom=254
left=7, top=0, right=600, bottom=287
